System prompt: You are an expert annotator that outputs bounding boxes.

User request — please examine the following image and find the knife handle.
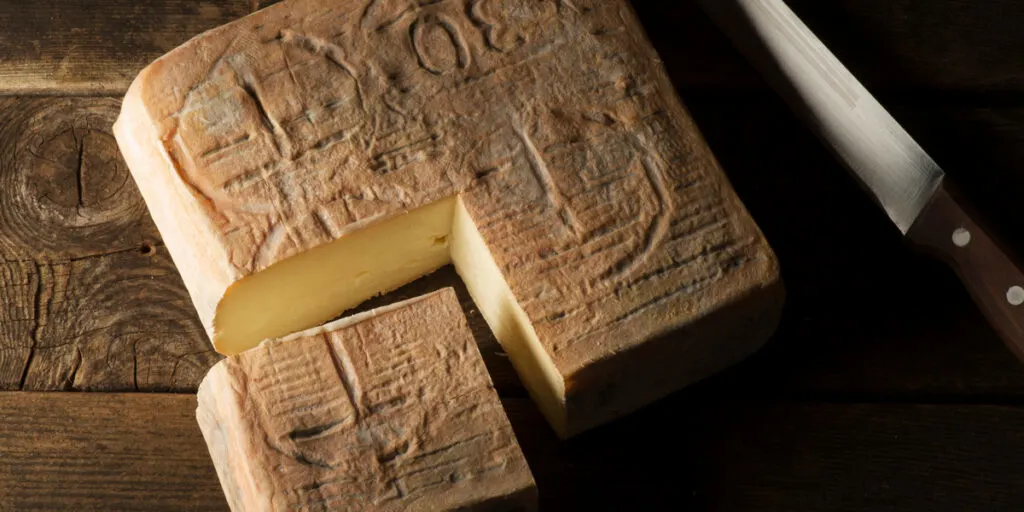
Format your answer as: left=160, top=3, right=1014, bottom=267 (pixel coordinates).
left=908, top=181, right=1024, bottom=361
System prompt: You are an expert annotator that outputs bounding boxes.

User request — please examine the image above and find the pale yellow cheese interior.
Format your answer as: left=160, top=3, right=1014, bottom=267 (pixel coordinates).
left=450, top=198, right=568, bottom=435
left=214, top=199, right=455, bottom=356
left=214, top=196, right=567, bottom=432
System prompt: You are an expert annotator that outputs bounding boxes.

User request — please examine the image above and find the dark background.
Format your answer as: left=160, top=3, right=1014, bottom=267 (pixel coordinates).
left=1, top=0, right=1023, bottom=510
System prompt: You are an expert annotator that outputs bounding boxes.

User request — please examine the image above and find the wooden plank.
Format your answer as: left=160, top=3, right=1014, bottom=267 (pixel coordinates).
left=544, top=398, right=1024, bottom=511
left=0, top=0, right=263, bottom=94
left=0, top=392, right=226, bottom=511
left=8, top=393, right=1021, bottom=510
left=0, top=97, right=218, bottom=391
left=0, top=0, right=1022, bottom=95
left=709, top=403, right=1024, bottom=511
left=0, top=97, right=159, bottom=260
left=685, top=99, right=1024, bottom=400
left=0, top=251, right=218, bottom=392
left=634, top=0, right=1024, bottom=94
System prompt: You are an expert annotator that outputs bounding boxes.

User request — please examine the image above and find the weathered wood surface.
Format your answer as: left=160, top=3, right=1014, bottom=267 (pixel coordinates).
left=687, top=100, right=1024, bottom=401
left=0, top=97, right=218, bottom=391
left=574, top=398, right=1024, bottom=511
left=1, top=0, right=1023, bottom=94
left=5, top=392, right=1024, bottom=511
left=0, top=0, right=270, bottom=94
left=0, top=393, right=225, bottom=511
left=635, top=0, right=1024, bottom=94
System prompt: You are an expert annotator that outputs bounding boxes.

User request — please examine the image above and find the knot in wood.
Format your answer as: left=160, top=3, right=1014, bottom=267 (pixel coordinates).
left=0, top=98, right=153, bottom=260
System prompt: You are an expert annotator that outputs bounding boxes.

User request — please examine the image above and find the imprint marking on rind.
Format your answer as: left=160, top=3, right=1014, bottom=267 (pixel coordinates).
left=325, top=331, right=364, bottom=419
left=251, top=221, right=288, bottom=271
left=600, top=138, right=672, bottom=281
left=289, top=419, right=348, bottom=441
left=201, top=134, right=253, bottom=161
left=516, top=124, right=579, bottom=236
left=410, top=13, right=472, bottom=75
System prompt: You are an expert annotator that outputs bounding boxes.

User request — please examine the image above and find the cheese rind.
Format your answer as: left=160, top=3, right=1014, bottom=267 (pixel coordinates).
left=118, top=0, right=784, bottom=436
left=196, top=289, right=537, bottom=512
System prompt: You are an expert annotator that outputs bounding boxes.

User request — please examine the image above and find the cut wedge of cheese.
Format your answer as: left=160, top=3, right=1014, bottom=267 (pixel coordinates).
left=115, top=0, right=784, bottom=437
left=196, top=289, right=537, bottom=512
left=215, top=198, right=456, bottom=355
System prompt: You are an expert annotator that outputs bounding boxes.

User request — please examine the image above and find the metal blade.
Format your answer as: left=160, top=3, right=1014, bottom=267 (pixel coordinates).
left=700, top=0, right=944, bottom=233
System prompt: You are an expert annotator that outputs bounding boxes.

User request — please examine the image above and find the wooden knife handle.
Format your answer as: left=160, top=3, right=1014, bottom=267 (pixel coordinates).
left=908, top=180, right=1024, bottom=361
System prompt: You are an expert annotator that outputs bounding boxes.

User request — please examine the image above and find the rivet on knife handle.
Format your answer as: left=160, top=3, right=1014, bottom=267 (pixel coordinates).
left=908, top=181, right=1024, bottom=361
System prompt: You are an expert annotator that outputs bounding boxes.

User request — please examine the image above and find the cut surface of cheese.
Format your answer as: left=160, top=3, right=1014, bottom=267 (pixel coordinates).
left=450, top=196, right=569, bottom=433
left=116, top=0, right=784, bottom=436
left=196, top=289, right=537, bottom=512
left=215, top=198, right=455, bottom=355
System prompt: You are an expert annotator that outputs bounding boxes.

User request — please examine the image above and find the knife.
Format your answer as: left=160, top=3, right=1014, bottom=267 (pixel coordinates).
left=697, top=0, right=1024, bottom=362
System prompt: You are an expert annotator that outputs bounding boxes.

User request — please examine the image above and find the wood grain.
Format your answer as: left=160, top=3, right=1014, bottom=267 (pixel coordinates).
left=506, top=397, right=1024, bottom=510
left=683, top=99, right=1024, bottom=401
left=0, top=97, right=218, bottom=392
left=6, top=393, right=1022, bottom=511
left=1, top=0, right=1022, bottom=95
left=2, top=369, right=1022, bottom=509
left=0, top=0, right=266, bottom=94
left=634, top=0, right=1024, bottom=94
left=0, top=0, right=1021, bottom=509
left=0, top=98, right=158, bottom=260
left=617, top=399, right=1024, bottom=511
left=0, top=392, right=226, bottom=511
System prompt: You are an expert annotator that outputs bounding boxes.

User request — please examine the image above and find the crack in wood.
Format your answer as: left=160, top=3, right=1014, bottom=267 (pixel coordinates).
left=1, top=243, right=168, bottom=266
left=132, top=339, right=140, bottom=392
left=168, top=349, right=219, bottom=390
left=65, top=345, right=83, bottom=390
left=75, top=132, right=86, bottom=210
left=17, top=261, right=43, bottom=390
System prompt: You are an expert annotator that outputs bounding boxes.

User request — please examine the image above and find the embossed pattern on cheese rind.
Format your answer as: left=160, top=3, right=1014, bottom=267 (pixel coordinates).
left=197, top=289, right=536, bottom=511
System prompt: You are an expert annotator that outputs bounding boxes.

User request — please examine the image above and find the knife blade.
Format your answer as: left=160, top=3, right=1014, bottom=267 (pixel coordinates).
left=698, top=0, right=1024, bottom=361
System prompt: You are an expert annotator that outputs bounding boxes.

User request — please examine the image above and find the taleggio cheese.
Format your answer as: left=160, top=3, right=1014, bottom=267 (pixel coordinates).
left=115, top=0, right=784, bottom=437
left=197, top=288, right=537, bottom=512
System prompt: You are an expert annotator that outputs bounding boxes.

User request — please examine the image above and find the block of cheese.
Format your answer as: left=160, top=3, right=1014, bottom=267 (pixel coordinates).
left=197, top=288, right=537, bottom=511
left=115, top=0, right=784, bottom=437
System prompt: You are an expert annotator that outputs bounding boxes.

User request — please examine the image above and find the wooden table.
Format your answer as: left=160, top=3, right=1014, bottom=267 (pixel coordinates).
left=2, top=1, right=1024, bottom=510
